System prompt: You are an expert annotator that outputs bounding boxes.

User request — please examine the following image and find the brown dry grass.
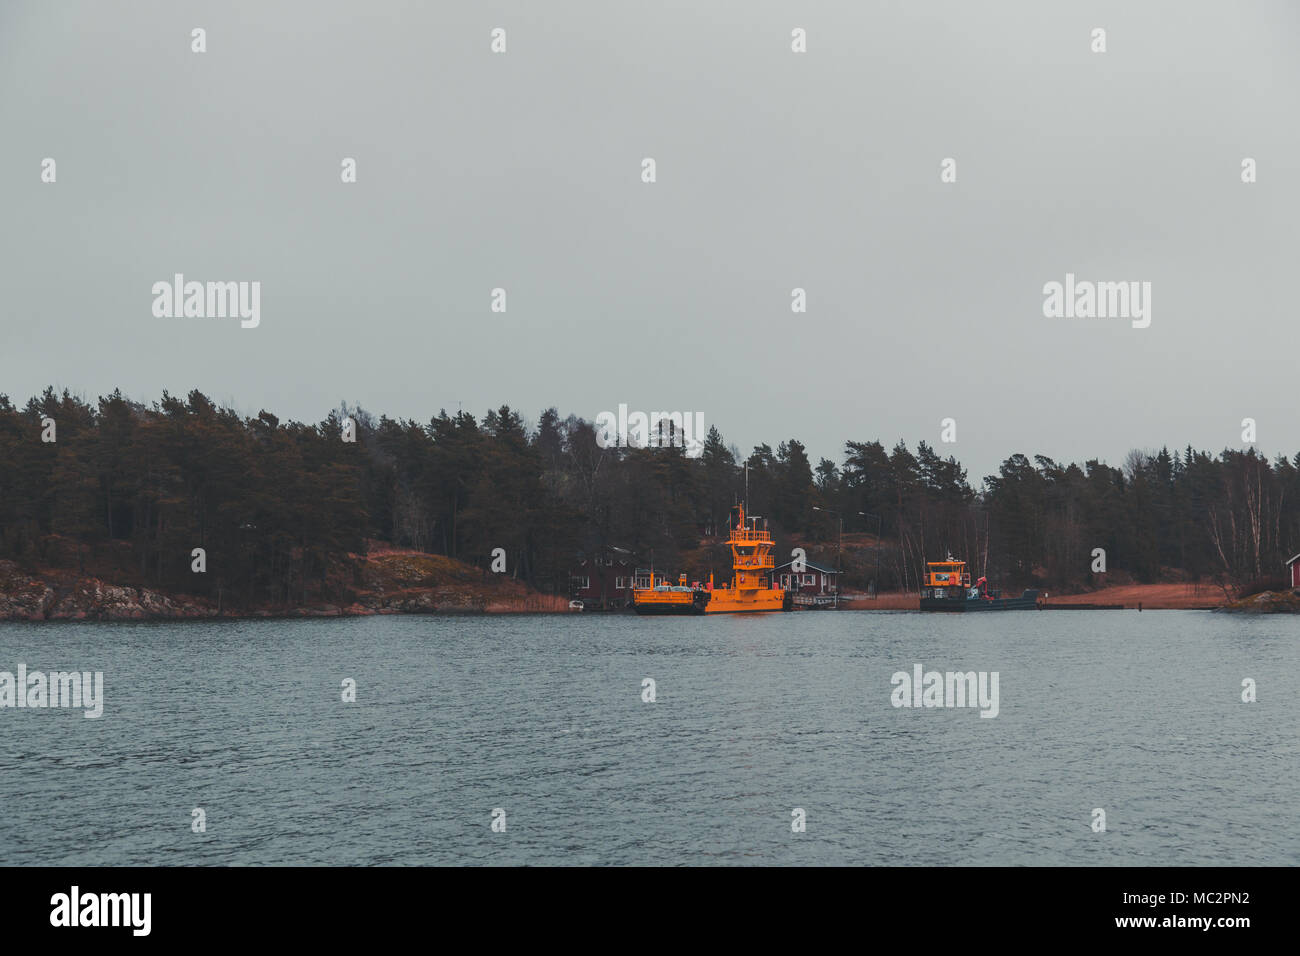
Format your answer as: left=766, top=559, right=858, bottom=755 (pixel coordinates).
left=1042, top=582, right=1225, bottom=609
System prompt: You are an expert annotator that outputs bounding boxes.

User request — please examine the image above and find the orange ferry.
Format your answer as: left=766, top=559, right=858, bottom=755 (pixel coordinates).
left=632, top=504, right=791, bottom=615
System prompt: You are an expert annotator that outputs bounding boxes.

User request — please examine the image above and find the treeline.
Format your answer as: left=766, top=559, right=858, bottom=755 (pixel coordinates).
left=1, top=387, right=1297, bottom=606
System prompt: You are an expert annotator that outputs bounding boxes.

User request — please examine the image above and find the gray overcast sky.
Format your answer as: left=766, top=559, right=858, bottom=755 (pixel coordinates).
left=2, top=0, right=1297, bottom=483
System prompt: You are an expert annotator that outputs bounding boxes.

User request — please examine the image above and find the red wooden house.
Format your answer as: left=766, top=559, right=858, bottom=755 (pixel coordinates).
left=569, top=547, right=648, bottom=609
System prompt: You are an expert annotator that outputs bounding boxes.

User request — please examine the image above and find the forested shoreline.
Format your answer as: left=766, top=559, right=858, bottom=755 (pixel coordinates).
left=1, top=387, right=1297, bottom=610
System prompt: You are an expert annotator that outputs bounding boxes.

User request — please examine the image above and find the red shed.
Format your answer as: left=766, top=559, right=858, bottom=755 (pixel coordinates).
left=1287, top=553, right=1300, bottom=590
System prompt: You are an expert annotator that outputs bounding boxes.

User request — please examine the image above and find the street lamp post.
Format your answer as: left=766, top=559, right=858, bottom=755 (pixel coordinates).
left=858, top=512, right=882, bottom=599
left=812, top=506, right=843, bottom=609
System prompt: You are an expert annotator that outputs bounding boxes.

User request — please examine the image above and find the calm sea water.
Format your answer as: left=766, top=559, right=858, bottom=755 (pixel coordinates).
left=0, top=610, right=1296, bottom=866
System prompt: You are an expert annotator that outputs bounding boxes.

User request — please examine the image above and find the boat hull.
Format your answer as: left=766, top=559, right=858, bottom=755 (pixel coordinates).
left=631, top=589, right=793, bottom=614
left=704, top=589, right=791, bottom=614
left=633, top=602, right=707, bottom=615
left=919, top=589, right=1041, bottom=612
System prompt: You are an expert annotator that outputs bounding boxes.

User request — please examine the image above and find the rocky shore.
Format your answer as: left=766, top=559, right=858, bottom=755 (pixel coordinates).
left=1215, top=589, right=1300, bottom=614
left=0, top=555, right=570, bottom=621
